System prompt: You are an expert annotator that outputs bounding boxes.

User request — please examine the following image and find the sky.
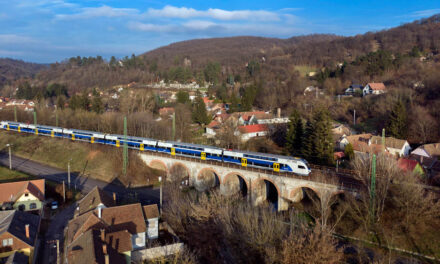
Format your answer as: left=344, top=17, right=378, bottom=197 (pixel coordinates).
left=0, top=0, right=439, bottom=63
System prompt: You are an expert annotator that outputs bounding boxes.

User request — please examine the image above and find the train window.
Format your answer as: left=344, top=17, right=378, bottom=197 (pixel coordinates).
left=298, top=165, right=306, bottom=169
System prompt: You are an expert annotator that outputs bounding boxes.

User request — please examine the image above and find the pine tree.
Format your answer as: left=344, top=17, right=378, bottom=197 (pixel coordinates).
left=192, top=96, right=210, bottom=125
left=285, top=110, right=304, bottom=156
left=387, top=100, right=408, bottom=139
left=303, top=109, right=334, bottom=165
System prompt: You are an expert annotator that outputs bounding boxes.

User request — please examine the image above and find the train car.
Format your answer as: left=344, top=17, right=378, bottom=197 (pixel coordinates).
left=166, top=141, right=223, bottom=161
left=36, top=125, right=64, bottom=137
left=2, top=121, right=21, bottom=131
left=63, top=128, right=105, bottom=143
left=104, top=134, right=157, bottom=151
left=223, top=150, right=311, bottom=176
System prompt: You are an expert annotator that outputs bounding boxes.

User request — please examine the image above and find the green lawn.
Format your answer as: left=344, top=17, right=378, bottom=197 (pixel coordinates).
left=0, top=165, right=34, bottom=183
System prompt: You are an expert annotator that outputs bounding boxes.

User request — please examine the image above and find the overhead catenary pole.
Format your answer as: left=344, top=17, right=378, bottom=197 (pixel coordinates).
left=33, top=111, right=37, bottom=125
left=56, top=111, right=59, bottom=127
left=14, top=106, right=17, bottom=122
left=123, top=116, right=128, bottom=175
left=381, top=128, right=385, bottom=151
left=172, top=112, right=176, bottom=141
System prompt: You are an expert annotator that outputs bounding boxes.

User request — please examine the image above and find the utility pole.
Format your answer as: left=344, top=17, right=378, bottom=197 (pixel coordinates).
left=158, top=176, right=163, bottom=215
left=14, top=106, right=17, bottom=122
left=370, top=154, right=376, bottom=225
left=56, top=111, right=59, bottom=127
left=62, top=180, right=66, bottom=202
left=172, top=112, right=176, bottom=141
left=123, top=116, right=128, bottom=175
left=6, top=144, right=12, bottom=169
left=67, top=158, right=71, bottom=188
left=33, top=111, right=37, bottom=125
left=56, top=239, right=60, bottom=264
left=353, top=109, right=356, bottom=126
left=381, top=128, right=385, bottom=151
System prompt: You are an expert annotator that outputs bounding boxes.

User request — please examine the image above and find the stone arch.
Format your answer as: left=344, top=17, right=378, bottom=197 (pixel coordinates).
left=169, top=162, right=191, bottom=182
left=149, top=159, right=168, bottom=173
left=252, top=177, right=280, bottom=208
left=222, top=172, right=249, bottom=196
left=289, top=186, right=321, bottom=202
left=195, top=168, right=220, bottom=191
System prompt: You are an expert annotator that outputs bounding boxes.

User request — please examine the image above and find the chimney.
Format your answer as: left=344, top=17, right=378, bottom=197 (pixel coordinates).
left=98, top=207, right=102, bottom=218
left=277, top=108, right=281, bottom=118
left=25, top=224, right=30, bottom=239
left=100, top=229, right=105, bottom=242
left=113, top=192, right=116, bottom=204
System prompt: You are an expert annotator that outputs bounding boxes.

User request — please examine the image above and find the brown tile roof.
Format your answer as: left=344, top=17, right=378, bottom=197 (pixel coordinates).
left=370, top=136, right=407, bottom=149
left=143, top=204, right=159, bottom=219
left=100, top=203, right=146, bottom=234
left=0, top=179, right=45, bottom=204
left=68, top=203, right=147, bottom=247
left=105, top=230, right=132, bottom=253
left=67, top=229, right=126, bottom=264
left=207, top=120, right=220, bottom=129
left=0, top=210, right=40, bottom=247
left=344, top=134, right=373, bottom=146
left=421, top=143, right=440, bottom=157
left=367, top=82, right=386, bottom=90
left=77, top=187, right=114, bottom=216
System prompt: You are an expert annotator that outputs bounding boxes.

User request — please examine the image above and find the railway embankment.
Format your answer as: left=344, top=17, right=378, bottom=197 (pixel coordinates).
left=0, top=131, right=162, bottom=186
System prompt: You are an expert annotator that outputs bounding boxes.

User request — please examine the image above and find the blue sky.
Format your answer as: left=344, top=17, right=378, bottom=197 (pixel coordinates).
left=0, top=0, right=439, bottom=63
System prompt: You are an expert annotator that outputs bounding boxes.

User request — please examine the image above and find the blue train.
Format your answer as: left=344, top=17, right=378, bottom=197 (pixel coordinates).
left=0, top=121, right=311, bottom=176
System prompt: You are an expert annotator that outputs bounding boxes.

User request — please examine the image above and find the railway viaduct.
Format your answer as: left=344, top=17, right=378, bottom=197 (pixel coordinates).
left=138, top=152, right=357, bottom=211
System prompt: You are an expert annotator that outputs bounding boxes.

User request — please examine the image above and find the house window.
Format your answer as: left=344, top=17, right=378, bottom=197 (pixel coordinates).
left=30, top=203, right=37, bottom=209
left=24, top=193, right=29, bottom=197
left=2, top=238, right=13, bottom=246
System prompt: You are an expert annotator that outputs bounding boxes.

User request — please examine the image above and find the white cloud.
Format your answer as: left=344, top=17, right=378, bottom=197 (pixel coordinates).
left=407, top=9, right=440, bottom=18
left=145, top=5, right=280, bottom=21
left=0, top=34, right=37, bottom=44
left=128, top=21, right=303, bottom=37
left=56, top=5, right=140, bottom=20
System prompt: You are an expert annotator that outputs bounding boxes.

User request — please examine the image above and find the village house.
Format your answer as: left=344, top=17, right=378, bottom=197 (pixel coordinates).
left=0, top=210, right=41, bottom=263
left=158, top=107, right=175, bottom=118
left=339, top=134, right=410, bottom=157
left=363, top=82, right=386, bottom=96
left=344, top=84, right=363, bottom=96
left=411, top=143, right=440, bottom=159
left=74, top=186, right=115, bottom=217
left=398, top=158, right=424, bottom=176
left=142, top=204, right=159, bottom=240
left=235, top=124, right=269, bottom=142
left=0, top=179, right=45, bottom=212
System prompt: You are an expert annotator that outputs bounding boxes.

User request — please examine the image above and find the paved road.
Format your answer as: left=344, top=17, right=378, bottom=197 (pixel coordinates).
left=0, top=151, right=160, bottom=264
left=0, top=152, right=160, bottom=204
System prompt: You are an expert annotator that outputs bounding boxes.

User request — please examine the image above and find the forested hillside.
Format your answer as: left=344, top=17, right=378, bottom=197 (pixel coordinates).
left=0, top=58, right=46, bottom=87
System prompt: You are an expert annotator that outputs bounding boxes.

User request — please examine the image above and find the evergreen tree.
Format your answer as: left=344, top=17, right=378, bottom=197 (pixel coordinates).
left=344, top=143, right=354, bottom=161
left=285, top=110, right=304, bottom=156
left=176, top=91, right=190, bottom=104
left=91, top=97, right=104, bottom=114
left=387, top=100, right=408, bottom=139
left=303, top=108, right=334, bottom=165
left=192, top=96, right=210, bottom=125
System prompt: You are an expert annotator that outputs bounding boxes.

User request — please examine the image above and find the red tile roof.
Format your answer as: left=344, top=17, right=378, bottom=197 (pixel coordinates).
left=0, top=179, right=45, bottom=203
left=398, top=158, right=419, bottom=172
left=207, top=120, right=220, bottom=129
left=368, top=82, right=386, bottom=90
left=238, top=124, right=268, bottom=134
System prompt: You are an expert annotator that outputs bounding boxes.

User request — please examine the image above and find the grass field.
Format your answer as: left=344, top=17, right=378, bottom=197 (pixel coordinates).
left=0, top=165, right=34, bottom=183
left=294, top=65, right=317, bottom=77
